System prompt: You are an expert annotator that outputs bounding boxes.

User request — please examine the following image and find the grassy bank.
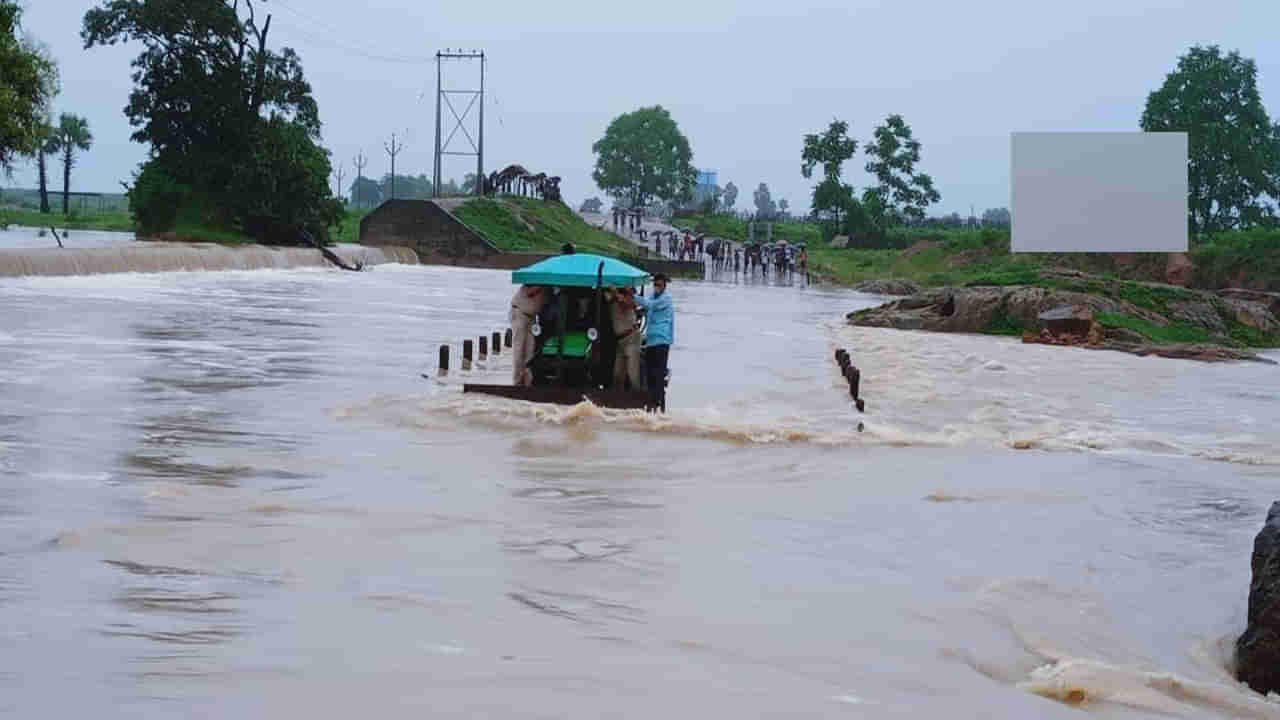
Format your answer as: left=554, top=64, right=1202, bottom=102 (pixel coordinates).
left=1, top=208, right=135, bottom=233
left=2, top=205, right=373, bottom=247
left=454, top=197, right=643, bottom=258
left=673, top=213, right=1280, bottom=292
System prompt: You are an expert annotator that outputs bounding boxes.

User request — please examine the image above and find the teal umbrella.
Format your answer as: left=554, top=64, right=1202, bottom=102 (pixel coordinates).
left=512, top=253, right=650, bottom=288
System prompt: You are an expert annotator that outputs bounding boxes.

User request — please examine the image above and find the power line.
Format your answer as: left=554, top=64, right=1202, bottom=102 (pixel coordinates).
left=270, top=0, right=434, bottom=61
left=267, top=7, right=433, bottom=64
left=271, top=21, right=429, bottom=64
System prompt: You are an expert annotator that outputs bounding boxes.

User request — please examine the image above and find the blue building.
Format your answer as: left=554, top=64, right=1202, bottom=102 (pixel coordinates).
left=691, top=169, right=719, bottom=209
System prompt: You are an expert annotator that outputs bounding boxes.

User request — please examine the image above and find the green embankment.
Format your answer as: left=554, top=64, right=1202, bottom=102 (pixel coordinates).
left=675, top=213, right=1280, bottom=293
left=679, top=213, right=1280, bottom=348
left=453, top=197, right=644, bottom=258
left=2, top=206, right=371, bottom=246
left=0, top=208, right=135, bottom=233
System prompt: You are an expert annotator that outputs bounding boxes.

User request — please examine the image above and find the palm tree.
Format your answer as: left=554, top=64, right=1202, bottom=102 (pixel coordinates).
left=36, top=121, right=56, bottom=214
left=54, top=113, right=92, bottom=215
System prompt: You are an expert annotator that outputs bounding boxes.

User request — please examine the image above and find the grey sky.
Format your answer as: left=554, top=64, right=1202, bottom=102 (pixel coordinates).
left=8, top=0, right=1277, bottom=216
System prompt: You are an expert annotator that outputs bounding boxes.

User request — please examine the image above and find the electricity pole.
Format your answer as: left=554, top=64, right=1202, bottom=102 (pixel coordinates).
left=433, top=49, right=485, bottom=198
left=353, top=151, right=367, bottom=208
left=332, top=161, right=346, bottom=204
left=384, top=133, right=404, bottom=201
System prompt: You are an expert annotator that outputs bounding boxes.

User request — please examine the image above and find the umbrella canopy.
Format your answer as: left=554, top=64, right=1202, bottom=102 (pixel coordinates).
left=511, top=253, right=650, bottom=288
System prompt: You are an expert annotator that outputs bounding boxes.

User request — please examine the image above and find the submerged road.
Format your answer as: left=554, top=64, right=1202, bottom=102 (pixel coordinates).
left=1, top=253, right=1278, bottom=718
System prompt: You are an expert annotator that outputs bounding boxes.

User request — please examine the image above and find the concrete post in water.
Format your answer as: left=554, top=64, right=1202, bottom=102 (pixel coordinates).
left=439, top=344, right=449, bottom=374
left=492, top=331, right=501, bottom=355
left=463, top=339, right=473, bottom=370
left=479, top=335, right=488, bottom=359
left=505, top=328, right=513, bottom=348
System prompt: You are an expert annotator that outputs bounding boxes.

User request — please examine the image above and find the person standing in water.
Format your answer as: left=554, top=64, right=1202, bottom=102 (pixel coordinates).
left=509, top=284, right=547, bottom=386
left=605, top=287, right=641, bottom=390
left=634, top=273, right=674, bottom=412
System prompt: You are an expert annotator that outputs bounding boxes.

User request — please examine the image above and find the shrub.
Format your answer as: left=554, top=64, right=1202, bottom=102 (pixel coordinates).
left=127, top=161, right=189, bottom=234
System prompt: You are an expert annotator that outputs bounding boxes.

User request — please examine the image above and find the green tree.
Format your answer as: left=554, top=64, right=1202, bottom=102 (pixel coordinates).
left=722, top=181, right=738, bottom=211
left=753, top=182, right=777, bottom=219
left=843, top=189, right=890, bottom=247
left=801, top=119, right=857, bottom=182
left=864, top=114, right=940, bottom=224
left=83, top=0, right=335, bottom=241
left=811, top=179, right=853, bottom=224
left=1, top=0, right=58, bottom=176
left=592, top=105, right=696, bottom=209
left=228, top=115, right=341, bottom=239
left=982, top=207, right=1011, bottom=227
left=53, top=113, right=92, bottom=215
left=802, top=120, right=858, bottom=227
left=349, top=176, right=382, bottom=208
left=1141, top=45, right=1280, bottom=234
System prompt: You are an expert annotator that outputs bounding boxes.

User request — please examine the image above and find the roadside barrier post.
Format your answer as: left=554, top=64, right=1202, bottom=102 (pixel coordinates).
left=439, top=344, right=449, bottom=374
left=479, top=335, right=488, bottom=359
left=492, top=332, right=501, bottom=355
left=463, top=339, right=473, bottom=370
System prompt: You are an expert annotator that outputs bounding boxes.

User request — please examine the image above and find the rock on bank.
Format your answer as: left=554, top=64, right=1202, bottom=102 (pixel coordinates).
left=0, top=243, right=418, bottom=278
left=846, top=281, right=1279, bottom=363
left=1238, top=502, right=1280, bottom=696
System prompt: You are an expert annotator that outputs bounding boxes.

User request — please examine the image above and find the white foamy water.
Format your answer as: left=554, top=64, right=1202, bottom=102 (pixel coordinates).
left=1, top=264, right=1277, bottom=718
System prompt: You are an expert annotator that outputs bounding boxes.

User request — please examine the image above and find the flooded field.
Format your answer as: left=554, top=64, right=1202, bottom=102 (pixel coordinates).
left=1, top=251, right=1278, bottom=718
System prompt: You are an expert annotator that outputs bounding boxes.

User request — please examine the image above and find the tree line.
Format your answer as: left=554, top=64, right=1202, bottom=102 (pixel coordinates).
left=345, top=173, right=479, bottom=208
left=585, top=45, right=1280, bottom=247
left=1, top=1, right=95, bottom=216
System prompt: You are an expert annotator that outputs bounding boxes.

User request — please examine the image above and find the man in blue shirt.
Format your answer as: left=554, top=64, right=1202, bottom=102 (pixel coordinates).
left=634, top=273, right=674, bottom=412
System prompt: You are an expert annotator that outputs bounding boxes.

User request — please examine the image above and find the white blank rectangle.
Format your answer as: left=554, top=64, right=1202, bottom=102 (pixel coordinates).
left=1011, top=132, right=1187, bottom=253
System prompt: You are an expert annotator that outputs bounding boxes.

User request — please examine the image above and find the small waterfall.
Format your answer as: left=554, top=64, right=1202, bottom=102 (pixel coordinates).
left=0, top=243, right=418, bottom=278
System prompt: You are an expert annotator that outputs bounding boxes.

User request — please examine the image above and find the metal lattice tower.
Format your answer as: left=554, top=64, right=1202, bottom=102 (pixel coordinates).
left=433, top=50, right=485, bottom=197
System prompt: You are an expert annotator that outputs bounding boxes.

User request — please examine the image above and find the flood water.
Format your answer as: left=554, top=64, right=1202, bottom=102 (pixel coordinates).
left=2, top=247, right=1279, bottom=718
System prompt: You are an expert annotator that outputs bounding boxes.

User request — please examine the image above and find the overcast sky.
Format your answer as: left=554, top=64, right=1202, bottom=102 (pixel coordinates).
left=7, top=0, right=1277, bottom=216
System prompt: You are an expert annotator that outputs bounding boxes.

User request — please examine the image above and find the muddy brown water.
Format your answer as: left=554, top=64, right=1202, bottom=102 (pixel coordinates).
left=1, top=236, right=1279, bottom=717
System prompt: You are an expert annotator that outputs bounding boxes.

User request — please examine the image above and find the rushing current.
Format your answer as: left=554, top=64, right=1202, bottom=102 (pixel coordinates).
left=1, top=232, right=1279, bottom=718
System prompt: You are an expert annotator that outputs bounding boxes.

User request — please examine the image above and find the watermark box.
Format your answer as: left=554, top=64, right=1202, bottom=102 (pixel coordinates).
left=1011, top=132, right=1188, bottom=253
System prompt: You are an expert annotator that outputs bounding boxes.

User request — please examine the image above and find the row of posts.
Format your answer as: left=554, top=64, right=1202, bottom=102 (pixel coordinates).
left=834, top=347, right=866, bottom=414
left=439, top=328, right=513, bottom=374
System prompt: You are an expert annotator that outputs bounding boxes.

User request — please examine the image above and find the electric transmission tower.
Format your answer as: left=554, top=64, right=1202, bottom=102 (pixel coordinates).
left=434, top=49, right=485, bottom=198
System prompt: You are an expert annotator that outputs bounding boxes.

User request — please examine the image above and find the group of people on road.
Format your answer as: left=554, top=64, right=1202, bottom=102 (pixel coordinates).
left=742, top=241, right=808, bottom=280
left=508, top=258, right=674, bottom=413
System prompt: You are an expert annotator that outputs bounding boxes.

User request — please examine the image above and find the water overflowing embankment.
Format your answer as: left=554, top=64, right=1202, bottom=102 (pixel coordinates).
left=0, top=242, right=418, bottom=277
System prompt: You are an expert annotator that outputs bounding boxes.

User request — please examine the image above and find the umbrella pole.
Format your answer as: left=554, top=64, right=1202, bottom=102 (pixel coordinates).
left=595, top=262, right=604, bottom=388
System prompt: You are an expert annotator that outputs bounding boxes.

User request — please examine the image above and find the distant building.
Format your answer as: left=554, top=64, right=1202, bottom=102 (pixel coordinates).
left=691, top=168, right=719, bottom=210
